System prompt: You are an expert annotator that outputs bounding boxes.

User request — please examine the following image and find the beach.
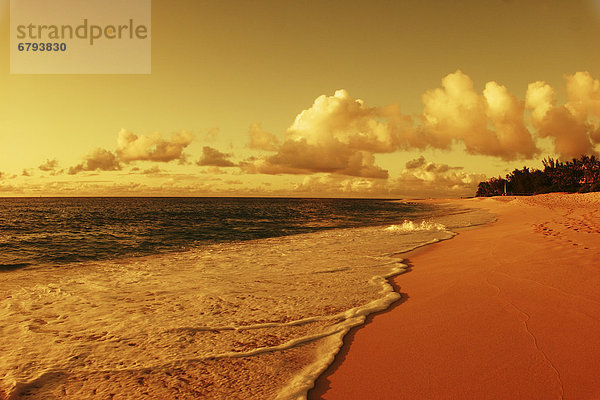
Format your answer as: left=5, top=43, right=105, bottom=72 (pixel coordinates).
left=2, top=194, right=599, bottom=399
left=0, top=198, right=489, bottom=400
left=311, top=192, right=600, bottom=400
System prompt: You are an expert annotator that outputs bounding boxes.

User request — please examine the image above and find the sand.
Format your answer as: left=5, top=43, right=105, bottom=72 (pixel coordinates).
left=1, top=209, right=471, bottom=400
left=310, top=193, right=600, bottom=400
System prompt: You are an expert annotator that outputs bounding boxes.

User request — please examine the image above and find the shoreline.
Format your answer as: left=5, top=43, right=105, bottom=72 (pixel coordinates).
left=309, top=193, right=600, bottom=399
left=0, top=202, right=473, bottom=400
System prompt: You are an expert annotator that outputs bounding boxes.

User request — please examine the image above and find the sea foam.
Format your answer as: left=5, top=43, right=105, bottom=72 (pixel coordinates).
left=385, top=220, right=447, bottom=232
left=0, top=208, right=493, bottom=399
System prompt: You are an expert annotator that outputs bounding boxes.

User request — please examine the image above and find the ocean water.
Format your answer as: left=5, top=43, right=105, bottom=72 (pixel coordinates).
left=0, top=197, right=436, bottom=269
left=0, top=197, right=492, bottom=399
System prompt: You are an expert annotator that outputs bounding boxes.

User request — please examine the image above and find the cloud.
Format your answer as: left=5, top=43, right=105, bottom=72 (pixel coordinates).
left=38, top=159, right=64, bottom=175
left=198, top=166, right=231, bottom=175
left=293, top=175, right=388, bottom=196
left=68, top=148, right=121, bottom=175
left=0, top=183, right=23, bottom=193
left=242, top=90, right=423, bottom=178
left=116, top=129, right=194, bottom=163
left=247, top=122, right=279, bottom=151
left=422, top=70, right=539, bottom=160
left=248, top=70, right=600, bottom=178
left=566, top=71, right=600, bottom=122
left=525, top=81, right=555, bottom=122
left=286, top=89, right=423, bottom=153
left=404, top=156, right=461, bottom=173
left=241, top=140, right=389, bottom=178
left=526, top=72, right=600, bottom=159
left=391, top=157, right=486, bottom=198
left=56, top=71, right=600, bottom=188
left=404, top=156, right=427, bottom=170
left=38, top=159, right=59, bottom=172
left=140, top=165, right=163, bottom=175
left=289, top=157, right=483, bottom=198
left=68, top=129, right=195, bottom=174
left=196, top=146, right=236, bottom=167
left=242, top=75, right=547, bottom=180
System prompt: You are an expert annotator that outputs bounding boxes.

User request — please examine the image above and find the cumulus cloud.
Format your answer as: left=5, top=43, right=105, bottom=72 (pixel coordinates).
left=196, top=146, right=236, bottom=167
left=422, top=71, right=539, bottom=160
left=404, top=155, right=461, bottom=173
left=242, top=76, right=549, bottom=180
left=68, top=129, right=195, bottom=174
left=526, top=72, right=600, bottom=159
left=293, top=175, right=387, bottom=196
left=286, top=89, right=424, bottom=153
left=525, top=81, right=555, bottom=122
left=242, top=90, right=423, bottom=178
left=39, top=159, right=59, bottom=172
left=404, top=156, right=427, bottom=170
left=68, top=148, right=121, bottom=175
left=58, top=71, right=600, bottom=187
left=565, top=71, right=600, bottom=124
left=391, top=157, right=486, bottom=198
left=116, top=129, right=194, bottom=163
left=248, top=122, right=279, bottom=151
left=290, top=156, right=482, bottom=197
left=38, top=158, right=63, bottom=175
left=241, top=140, right=388, bottom=178
left=140, top=166, right=163, bottom=175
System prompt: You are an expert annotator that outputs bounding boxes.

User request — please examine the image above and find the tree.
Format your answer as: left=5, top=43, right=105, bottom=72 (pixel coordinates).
left=476, top=177, right=506, bottom=197
left=475, top=154, right=600, bottom=196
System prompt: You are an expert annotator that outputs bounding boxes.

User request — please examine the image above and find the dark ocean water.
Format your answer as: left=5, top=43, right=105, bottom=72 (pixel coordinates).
left=0, top=197, right=435, bottom=269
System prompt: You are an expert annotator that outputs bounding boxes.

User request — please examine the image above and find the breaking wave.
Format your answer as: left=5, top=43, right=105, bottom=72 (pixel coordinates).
left=0, top=203, right=494, bottom=399
left=385, top=220, right=447, bottom=232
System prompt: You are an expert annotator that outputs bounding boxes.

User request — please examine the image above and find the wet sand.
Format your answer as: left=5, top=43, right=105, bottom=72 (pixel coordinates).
left=311, top=193, right=600, bottom=400
left=2, top=209, right=475, bottom=400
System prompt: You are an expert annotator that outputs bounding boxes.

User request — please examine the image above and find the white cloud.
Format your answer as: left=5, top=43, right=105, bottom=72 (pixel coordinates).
left=422, top=71, right=539, bottom=160
left=116, top=129, right=194, bottom=163
left=526, top=72, right=600, bottom=159
left=247, top=122, right=279, bottom=151
left=68, top=148, right=121, bottom=175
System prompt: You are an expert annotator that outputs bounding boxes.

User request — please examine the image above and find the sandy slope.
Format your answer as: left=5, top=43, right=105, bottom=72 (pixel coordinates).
left=311, top=193, right=600, bottom=400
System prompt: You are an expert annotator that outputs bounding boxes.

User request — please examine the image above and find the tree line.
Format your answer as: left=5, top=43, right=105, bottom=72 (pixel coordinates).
left=476, top=155, right=600, bottom=197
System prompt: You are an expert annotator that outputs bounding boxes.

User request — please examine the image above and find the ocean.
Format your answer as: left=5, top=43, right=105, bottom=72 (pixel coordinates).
left=0, top=197, right=442, bottom=269
left=0, top=197, right=492, bottom=399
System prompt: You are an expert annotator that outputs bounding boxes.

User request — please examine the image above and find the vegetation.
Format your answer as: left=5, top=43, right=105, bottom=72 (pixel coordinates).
left=476, top=155, right=600, bottom=197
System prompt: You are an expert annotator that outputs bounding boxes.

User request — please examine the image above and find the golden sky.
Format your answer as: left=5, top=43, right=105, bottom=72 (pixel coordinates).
left=1, top=0, right=600, bottom=197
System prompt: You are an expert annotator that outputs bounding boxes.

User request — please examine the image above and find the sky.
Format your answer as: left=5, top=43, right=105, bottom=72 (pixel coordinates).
left=1, top=0, right=600, bottom=197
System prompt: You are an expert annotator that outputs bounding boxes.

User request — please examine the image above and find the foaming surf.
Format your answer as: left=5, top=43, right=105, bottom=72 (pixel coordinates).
left=385, top=220, right=447, bottom=232
left=0, top=203, right=493, bottom=399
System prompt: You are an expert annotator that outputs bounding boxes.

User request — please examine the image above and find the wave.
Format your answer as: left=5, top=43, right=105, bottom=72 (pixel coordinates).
left=0, top=207, right=494, bottom=399
left=0, top=262, right=31, bottom=271
left=385, top=220, right=447, bottom=232
left=277, top=261, right=406, bottom=400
